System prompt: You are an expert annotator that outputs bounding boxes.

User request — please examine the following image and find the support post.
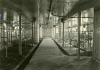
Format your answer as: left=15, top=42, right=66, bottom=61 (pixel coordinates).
left=38, top=0, right=40, bottom=41
left=58, top=18, right=61, bottom=43
left=39, top=24, right=40, bottom=41
left=9, top=29, right=10, bottom=46
left=55, top=25, right=56, bottom=40
left=32, top=21, right=33, bottom=47
left=11, top=30, right=12, bottom=46
left=88, top=30, right=89, bottom=50
left=55, top=17, right=56, bottom=40
left=62, top=1, right=65, bottom=47
left=34, top=22, right=35, bottom=44
left=6, top=28, right=8, bottom=58
left=53, top=16, right=55, bottom=39
left=77, top=12, right=81, bottom=59
left=6, top=9, right=10, bottom=58
left=0, top=1, right=3, bottom=50
left=62, top=22, right=64, bottom=47
left=53, top=26, right=55, bottom=39
left=19, top=12, right=22, bottom=55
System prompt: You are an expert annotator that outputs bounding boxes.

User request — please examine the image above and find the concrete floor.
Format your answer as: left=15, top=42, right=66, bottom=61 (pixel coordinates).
left=24, top=38, right=100, bottom=70
left=58, top=42, right=84, bottom=55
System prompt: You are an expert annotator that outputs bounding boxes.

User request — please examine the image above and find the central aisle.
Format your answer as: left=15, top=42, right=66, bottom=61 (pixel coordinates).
left=24, top=38, right=97, bottom=70
left=24, top=38, right=66, bottom=70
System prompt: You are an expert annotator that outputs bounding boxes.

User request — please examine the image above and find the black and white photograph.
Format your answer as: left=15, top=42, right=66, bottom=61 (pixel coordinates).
left=0, top=0, right=100, bottom=70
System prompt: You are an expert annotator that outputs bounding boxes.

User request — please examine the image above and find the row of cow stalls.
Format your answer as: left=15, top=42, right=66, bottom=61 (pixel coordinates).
left=65, top=8, right=94, bottom=51
left=53, top=8, right=94, bottom=56
left=0, top=1, right=42, bottom=69
left=0, top=7, right=36, bottom=59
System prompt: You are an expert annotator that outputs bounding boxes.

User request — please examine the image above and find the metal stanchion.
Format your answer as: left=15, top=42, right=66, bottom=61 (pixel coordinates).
left=77, top=12, right=81, bottom=59
left=19, top=12, right=22, bottom=55
left=62, top=22, right=64, bottom=47
left=32, top=20, right=34, bottom=47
